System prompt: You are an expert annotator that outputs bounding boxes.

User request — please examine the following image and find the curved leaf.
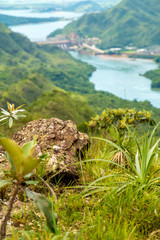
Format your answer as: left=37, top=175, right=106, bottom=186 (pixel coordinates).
left=22, top=138, right=37, bottom=156
left=26, top=189, right=58, bottom=234
left=22, top=157, right=41, bottom=177
left=0, top=138, right=41, bottom=177
left=0, top=138, right=24, bottom=175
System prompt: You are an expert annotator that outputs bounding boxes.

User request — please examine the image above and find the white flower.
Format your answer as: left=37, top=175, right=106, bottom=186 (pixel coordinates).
left=0, top=102, right=26, bottom=128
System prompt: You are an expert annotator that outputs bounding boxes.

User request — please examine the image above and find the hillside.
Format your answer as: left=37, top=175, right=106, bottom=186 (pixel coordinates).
left=0, top=22, right=95, bottom=107
left=53, top=0, right=160, bottom=49
left=27, top=89, right=96, bottom=124
left=22, top=89, right=160, bottom=134
left=0, top=14, right=60, bottom=26
left=1, top=21, right=160, bottom=137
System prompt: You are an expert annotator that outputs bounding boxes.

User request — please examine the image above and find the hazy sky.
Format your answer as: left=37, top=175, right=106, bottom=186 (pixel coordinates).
left=0, top=0, right=82, bottom=4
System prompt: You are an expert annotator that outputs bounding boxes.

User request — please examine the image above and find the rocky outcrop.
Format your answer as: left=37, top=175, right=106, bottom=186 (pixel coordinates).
left=12, top=118, right=88, bottom=179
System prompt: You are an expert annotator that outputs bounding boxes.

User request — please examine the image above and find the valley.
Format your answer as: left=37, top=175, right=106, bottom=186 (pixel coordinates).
left=4, top=9, right=160, bottom=108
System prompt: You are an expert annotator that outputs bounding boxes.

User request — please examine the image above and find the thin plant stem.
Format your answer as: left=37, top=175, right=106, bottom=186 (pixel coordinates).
left=79, top=150, right=86, bottom=186
left=0, top=183, right=19, bottom=240
left=35, top=174, right=57, bottom=202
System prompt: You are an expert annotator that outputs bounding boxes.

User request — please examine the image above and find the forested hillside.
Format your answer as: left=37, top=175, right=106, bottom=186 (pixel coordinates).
left=53, top=0, right=160, bottom=49
left=0, top=22, right=95, bottom=107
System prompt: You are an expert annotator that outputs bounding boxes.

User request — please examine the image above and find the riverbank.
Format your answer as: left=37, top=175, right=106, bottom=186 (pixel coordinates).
left=77, top=50, right=156, bottom=61
left=98, top=54, right=129, bottom=61
left=98, top=53, right=157, bottom=62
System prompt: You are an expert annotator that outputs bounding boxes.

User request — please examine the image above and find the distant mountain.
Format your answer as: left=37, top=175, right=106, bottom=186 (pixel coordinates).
left=0, top=0, right=121, bottom=12
left=0, top=14, right=60, bottom=26
left=64, top=1, right=102, bottom=12
left=54, top=0, right=160, bottom=49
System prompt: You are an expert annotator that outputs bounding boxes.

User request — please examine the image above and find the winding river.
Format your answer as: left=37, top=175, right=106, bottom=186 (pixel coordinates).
left=70, top=51, right=160, bottom=107
left=0, top=9, right=159, bottom=108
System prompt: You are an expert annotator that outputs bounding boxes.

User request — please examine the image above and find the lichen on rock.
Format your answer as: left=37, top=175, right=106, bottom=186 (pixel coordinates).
left=12, top=118, right=88, bottom=179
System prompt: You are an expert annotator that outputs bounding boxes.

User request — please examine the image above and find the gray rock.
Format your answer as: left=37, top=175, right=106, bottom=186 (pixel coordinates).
left=12, top=118, right=88, bottom=178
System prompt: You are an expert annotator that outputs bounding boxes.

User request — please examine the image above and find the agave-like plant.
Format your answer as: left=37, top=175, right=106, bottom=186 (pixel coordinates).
left=83, top=123, right=160, bottom=196
left=134, top=127, right=160, bottom=186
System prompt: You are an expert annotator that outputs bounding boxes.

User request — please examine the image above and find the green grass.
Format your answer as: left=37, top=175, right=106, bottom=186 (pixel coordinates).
left=1, top=125, right=160, bottom=240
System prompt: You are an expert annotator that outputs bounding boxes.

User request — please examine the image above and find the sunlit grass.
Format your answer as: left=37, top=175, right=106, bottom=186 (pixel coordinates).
left=3, top=125, right=160, bottom=240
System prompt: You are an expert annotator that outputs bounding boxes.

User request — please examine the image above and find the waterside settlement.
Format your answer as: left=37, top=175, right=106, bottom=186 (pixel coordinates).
left=36, top=32, right=160, bottom=59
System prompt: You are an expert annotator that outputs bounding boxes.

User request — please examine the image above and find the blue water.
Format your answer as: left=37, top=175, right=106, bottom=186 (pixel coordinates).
left=10, top=20, right=71, bottom=41
left=70, top=52, right=160, bottom=108
left=0, top=9, right=82, bottom=41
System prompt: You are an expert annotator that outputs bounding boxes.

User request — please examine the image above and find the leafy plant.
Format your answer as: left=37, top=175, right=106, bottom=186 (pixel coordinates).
left=88, top=108, right=155, bottom=137
left=87, top=108, right=155, bottom=167
left=0, top=138, right=57, bottom=239
left=84, top=123, right=160, bottom=196
left=0, top=102, right=57, bottom=239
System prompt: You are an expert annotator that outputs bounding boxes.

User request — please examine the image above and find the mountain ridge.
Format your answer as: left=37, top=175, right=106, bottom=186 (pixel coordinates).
left=53, top=0, right=160, bottom=49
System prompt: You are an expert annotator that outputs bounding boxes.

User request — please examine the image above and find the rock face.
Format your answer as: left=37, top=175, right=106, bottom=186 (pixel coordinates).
left=12, top=118, right=88, bottom=178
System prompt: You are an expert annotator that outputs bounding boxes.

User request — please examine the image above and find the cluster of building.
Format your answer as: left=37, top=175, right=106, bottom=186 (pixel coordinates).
left=37, top=32, right=101, bottom=53
left=37, top=33, right=160, bottom=57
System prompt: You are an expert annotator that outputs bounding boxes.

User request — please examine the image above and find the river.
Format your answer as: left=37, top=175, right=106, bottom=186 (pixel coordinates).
left=70, top=52, right=160, bottom=107
left=0, top=9, right=83, bottom=41
left=0, top=9, right=159, bottom=108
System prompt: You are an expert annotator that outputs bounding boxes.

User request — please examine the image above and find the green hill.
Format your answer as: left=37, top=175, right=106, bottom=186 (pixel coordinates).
left=27, top=89, right=96, bottom=125
left=0, top=14, right=60, bottom=26
left=52, top=0, right=160, bottom=49
left=23, top=88, right=160, bottom=135
left=0, top=22, right=95, bottom=107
